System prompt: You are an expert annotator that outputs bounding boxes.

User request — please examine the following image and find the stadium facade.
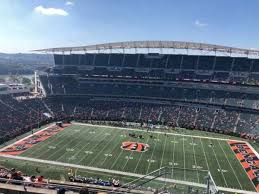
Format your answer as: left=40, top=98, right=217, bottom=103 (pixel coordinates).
left=37, top=41, right=259, bottom=138
left=0, top=41, right=259, bottom=193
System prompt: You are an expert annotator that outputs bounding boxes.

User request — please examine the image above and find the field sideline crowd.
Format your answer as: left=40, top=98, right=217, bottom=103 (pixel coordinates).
left=0, top=94, right=258, bottom=147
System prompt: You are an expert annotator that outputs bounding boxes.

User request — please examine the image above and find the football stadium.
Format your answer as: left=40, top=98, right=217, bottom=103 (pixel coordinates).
left=0, top=40, right=259, bottom=194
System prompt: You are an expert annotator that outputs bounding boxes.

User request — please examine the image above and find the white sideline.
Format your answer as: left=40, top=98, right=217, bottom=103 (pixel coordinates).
left=0, top=124, right=56, bottom=152
left=73, top=123, right=259, bottom=193
left=1, top=122, right=258, bottom=194
left=73, top=122, right=247, bottom=142
left=0, top=154, right=257, bottom=194
left=246, top=142, right=259, bottom=159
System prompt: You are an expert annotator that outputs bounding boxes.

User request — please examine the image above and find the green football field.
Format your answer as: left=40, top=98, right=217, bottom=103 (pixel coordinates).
left=17, top=124, right=255, bottom=191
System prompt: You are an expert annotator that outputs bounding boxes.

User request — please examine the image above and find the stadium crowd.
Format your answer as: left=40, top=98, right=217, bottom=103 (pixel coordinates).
left=40, top=74, right=259, bottom=111
left=69, top=175, right=121, bottom=187
left=0, top=52, right=259, bottom=193
left=0, top=94, right=54, bottom=144
left=0, top=167, right=121, bottom=193
left=1, top=53, right=259, bottom=144
left=0, top=167, right=44, bottom=186
left=0, top=93, right=258, bottom=145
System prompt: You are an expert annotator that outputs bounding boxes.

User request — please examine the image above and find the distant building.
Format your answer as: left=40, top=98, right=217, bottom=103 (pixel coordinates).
left=0, top=83, right=30, bottom=95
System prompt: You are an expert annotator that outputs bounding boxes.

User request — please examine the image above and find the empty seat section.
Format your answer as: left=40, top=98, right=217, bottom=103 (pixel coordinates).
left=70, top=54, right=80, bottom=65
left=79, top=54, right=94, bottom=66
left=197, top=56, right=215, bottom=70
left=64, top=55, right=72, bottom=65
left=123, top=54, right=138, bottom=67
left=167, top=55, right=182, bottom=69
left=109, top=54, right=124, bottom=66
left=251, top=59, right=259, bottom=72
left=182, top=55, right=197, bottom=70
left=54, top=54, right=63, bottom=65
left=94, top=54, right=109, bottom=66
left=138, top=54, right=152, bottom=68
left=150, top=54, right=167, bottom=68
left=213, top=72, right=229, bottom=81
left=232, top=57, right=251, bottom=72
left=214, top=57, right=232, bottom=71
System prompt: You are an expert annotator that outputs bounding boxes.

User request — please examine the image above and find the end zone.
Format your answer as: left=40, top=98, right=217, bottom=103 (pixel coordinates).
left=228, top=141, right=259, bottom=192
left=0, top=124, right=70, bottom=156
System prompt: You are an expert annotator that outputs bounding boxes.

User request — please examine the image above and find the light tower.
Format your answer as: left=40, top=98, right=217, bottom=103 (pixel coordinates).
left=34, top=70, right=38, bottom=93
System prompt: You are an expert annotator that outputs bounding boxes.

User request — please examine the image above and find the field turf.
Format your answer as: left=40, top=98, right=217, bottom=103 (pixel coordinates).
left=17, top=124, right=255, bottom=191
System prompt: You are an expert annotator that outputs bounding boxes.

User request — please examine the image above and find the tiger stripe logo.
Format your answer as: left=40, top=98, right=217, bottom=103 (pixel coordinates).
left=121, top=141, right=149, bottom=152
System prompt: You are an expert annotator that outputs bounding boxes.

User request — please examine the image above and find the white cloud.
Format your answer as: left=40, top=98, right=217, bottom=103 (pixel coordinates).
left=65, top=1, right=74, bottom=6
left=34, top=5, right=68, bottom=16
left=194, top=20, right=208, bottom=27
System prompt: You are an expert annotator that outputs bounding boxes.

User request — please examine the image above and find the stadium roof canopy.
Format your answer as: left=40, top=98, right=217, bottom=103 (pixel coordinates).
left=34, top=40, right=259, bottom=56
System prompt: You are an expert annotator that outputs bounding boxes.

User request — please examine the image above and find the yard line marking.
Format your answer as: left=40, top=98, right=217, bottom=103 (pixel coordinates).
left=18, top=123, right=254, bottom=190
left=111, top=148, right=125, bottom=170
left=69, top=143, right=90, bottom=161
left=159, top=134, right=167, bottom=169
left=217, top=140, right=243, bottom=190
left=43, top=128, right=82, bottom=160
left=77, top=127, right=114, bottom=164
left=75, top=127, right=109, bottom=162
left=100, top=132, right=128, bottom=167
left=121, top=148, right=135, bottom=171
left=23, top=125, right=74, bottom=157
left=55, top=126, right=91, bottom=162
left=191, top=137, right=200, bottom=183
left=88, top=130, right=120, bottom=166
left=27, top=125, right=80, bottom=156
left=199, top=138, right=209, bottom=170
left=146, top=133, right=160, bottom=174
left=123, top=136, right=150, bottom=172
left=1, top=154, right=257, bottom=194
left=42, top=125, right=87, bottom=160
left=74, top=122, right=246, bottom=142
left=34, top=126, right=79, bottom=159
left=0, top=123, right=56, bottom=152
left=183, top=135, right=186, bottom=181
left=3, top=122, right=257, bottom=193
left=133, top=137, right=151, bottom=173
left=171, top=136, right=176, bottom=179
left=209, top=139, right=228, bottom=187
left=74, top=127, right=108, bottom=164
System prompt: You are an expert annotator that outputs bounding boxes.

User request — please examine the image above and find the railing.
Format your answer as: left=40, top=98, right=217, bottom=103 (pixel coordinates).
left=0, top=177, right=149, bottom=194
left=115, top=166, right=212, bottom=194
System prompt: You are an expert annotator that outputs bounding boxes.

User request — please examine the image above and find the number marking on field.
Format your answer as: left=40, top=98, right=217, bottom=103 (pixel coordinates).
left=125, top=156, right=133, bottom=160
left=84, top=151, right=93, bottom=154
left=147, top=159, right=156, bottom=163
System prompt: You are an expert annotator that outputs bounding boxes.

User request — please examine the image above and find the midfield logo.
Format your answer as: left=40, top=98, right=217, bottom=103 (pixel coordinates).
left=121, top=141, right=149, bottom=152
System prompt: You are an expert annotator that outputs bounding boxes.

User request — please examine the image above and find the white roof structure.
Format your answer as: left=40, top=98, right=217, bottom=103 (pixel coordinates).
left=34, top=40, right=259, bottom=56
left=0, top=83, right=7, bottom=87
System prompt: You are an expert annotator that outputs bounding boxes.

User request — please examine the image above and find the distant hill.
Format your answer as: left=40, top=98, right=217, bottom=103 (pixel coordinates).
left=0, top=53, right=54, bottom=75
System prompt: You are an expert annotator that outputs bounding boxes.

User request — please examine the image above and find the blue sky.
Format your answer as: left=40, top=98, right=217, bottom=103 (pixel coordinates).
left=0, top=0, right=259, bottom=53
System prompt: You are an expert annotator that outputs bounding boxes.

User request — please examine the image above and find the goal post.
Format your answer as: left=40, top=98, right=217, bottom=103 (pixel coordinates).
left=120, top=166, right=216, bottom=194
left=206, top=172, right=219, bottom=194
